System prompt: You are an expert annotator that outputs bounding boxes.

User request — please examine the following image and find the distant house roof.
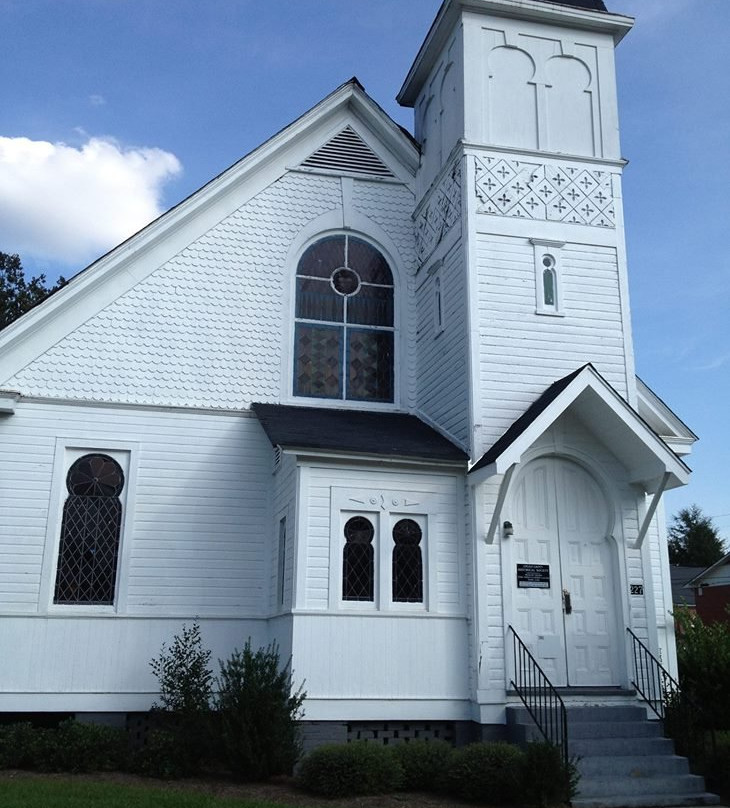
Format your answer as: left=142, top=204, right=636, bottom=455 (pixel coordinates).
left=252, top=404, right=469, bottom=463
left=684, top=553, right=730, bottom=589
left=670, top=566, right=706, bottom=608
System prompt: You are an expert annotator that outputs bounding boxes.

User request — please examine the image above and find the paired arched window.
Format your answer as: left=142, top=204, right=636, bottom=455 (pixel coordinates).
left=294, top=235, right=394, bottom=402
left=341, top=515, right=423, bottom=605
left=54, top=454, right=124, bottom=605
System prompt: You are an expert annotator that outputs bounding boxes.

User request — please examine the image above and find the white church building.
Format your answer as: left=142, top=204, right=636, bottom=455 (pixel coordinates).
left=0, top=0, right=696, bottom=744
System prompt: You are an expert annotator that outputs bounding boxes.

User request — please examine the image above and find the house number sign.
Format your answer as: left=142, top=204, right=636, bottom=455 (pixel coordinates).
left=517, top=564, right=550, bottom=589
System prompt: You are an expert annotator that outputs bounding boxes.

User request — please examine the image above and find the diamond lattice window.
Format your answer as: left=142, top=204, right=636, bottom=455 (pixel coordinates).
left=342, top=516, right=375, bottom=601
left=54, top=454, right=124, bottom=605
left=294, top=235, right=394, bottom=402
left=392, top=518, right=423, bottom=603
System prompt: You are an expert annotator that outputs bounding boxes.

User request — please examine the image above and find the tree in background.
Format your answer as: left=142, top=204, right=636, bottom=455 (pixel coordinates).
left=0, top=251, right=66, bottom=330
left=668, top=504, right=726, bottom=567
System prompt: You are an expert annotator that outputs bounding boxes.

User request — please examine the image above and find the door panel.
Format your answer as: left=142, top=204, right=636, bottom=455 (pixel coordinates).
left=509, top=457, right=620, bottom=687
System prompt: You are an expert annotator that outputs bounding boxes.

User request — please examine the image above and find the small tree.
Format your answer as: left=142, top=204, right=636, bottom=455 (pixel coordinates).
left=0, top=251, right=66, bottom=330
left=215, top=639, right=305, bottom=781
left=147, top=622, right=214, bottom=775
left=668, top=505, right=726, bottom=567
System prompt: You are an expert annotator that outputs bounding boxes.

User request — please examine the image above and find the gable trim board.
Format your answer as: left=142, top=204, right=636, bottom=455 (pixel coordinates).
left=468, top=364, right=690, bottom=493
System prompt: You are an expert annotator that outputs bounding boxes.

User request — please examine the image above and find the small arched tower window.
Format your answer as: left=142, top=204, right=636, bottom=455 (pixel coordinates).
left=392, top=518, right=423, bottom=603
left=294, top=235, right=394, bottom=402
left=342, top=516, right=375, bottom=602
left=542, top=254, right=557, bottom=308
left=54, top=454, right=124, bottom=605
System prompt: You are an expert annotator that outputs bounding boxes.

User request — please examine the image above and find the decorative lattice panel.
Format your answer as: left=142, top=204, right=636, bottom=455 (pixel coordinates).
left=347, top=722, right=455, bottom=745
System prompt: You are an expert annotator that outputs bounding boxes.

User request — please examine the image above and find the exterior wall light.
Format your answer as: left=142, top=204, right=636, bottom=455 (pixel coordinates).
left=503, top=521, right=514, bottom=538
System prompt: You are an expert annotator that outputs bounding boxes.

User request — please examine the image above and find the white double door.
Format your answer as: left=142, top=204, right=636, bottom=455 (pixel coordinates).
left=509, top=457, right=621, bottom=687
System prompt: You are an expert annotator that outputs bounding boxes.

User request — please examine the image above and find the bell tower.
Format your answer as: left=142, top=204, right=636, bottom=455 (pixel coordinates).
left=399, top=0, right=635, bottom=458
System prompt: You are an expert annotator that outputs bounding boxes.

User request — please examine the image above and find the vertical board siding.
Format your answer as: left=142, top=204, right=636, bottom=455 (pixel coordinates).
left=416, top=240, right=470, bottom=444
left=476, top=235, right=628, bottom=452
left=271, top=454, right=297, bottom=613
left=0, top=402, right=272, bottom=615
left=304, top=465, right=464, bottom=614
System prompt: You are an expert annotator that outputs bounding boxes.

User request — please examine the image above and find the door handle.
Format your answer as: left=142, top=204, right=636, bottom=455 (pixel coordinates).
left=562, top=589, right=572, bottom=615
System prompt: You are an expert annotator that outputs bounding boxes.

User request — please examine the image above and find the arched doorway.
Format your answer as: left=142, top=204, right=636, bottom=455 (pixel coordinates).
left=507, top=456, right=621, bottom=687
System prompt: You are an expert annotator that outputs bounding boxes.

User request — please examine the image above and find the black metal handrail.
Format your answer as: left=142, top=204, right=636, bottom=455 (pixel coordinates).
left=627, top=627, right=715, bottom=764
left=508, top=626, right=568, bottom=769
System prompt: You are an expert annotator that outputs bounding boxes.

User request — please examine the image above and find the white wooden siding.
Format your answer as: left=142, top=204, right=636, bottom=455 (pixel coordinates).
left=0, top=401, right=272, bottom=616
left=416, top=240, right=470, bottom=445
left=271, top=453, right=298, bottom=614
left=302, top=464, right=464, bottom=614
left=476, top=234, right=628, bottom=452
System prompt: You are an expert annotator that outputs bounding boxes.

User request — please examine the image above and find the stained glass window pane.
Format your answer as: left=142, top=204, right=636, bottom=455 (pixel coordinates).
left=298, top=237, right=345, bottom=278
left=347, top=329, right=394, bottom=402
left=343, top=516, right=375, bottom=601
left=294, top=324, right=342, bottom=398
left=347, top=284, right=393, bottom=327
left=348, top=237, right=393, bottom=284
left=543, top=268, right=556, bottom=307
left=54, top=454, right=124, bottom=606
left=296, top=277, right=343, bottom=322
left=392, top=519, right=423, bottom=603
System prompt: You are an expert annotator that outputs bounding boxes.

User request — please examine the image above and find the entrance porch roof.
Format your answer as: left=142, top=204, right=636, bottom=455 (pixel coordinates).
left=469, top=364, right=691, bottom=493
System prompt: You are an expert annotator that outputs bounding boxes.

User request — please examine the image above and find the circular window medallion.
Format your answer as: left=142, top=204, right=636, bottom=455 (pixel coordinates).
left=331, top=267, right=361, bottom=296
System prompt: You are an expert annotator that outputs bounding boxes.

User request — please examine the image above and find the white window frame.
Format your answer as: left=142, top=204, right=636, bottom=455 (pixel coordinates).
left=531, top=238, right=565, bottom=316
left=329, top=488, right=431, bottom=612
left=39, top=438, right=139, bottom=615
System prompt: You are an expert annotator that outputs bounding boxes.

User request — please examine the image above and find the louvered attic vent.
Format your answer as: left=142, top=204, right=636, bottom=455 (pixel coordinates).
left=300, top=126, right=394, bottom=177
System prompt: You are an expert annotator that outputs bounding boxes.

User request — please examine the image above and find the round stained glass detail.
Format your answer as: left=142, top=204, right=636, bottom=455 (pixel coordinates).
left=66, top=454, right=124, bottom=497
left=344, top=516, right=374, bottom=544
left=331, top=267, right=361, bottom=296
left=392, top=518, right=422, bottom=546
left=542, top=254, right=555, bottom=268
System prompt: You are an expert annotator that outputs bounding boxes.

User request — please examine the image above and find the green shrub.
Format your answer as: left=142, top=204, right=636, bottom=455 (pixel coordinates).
left=149, top=622, right=214, bottom=775
left=0, top=722, right=41, bottom=769
left=447, top=742, right=525, bottom=804
left=0, top=720, right=128, bottom=773
left=704, top=731, right=730, bottom=800
left=520, top=742, right=579, bottom=807
left=215, top=639, right=305, bottom=781
left=393, top=739, right=454, bottom=792
left=130, top=728, right=186, bottom=779
left=298, top=741, right=404, bottom=797
left=674, top=606, right=730, bottom=730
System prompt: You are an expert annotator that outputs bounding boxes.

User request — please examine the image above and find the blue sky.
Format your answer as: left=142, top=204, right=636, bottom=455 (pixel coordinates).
left=2, top=0, right=728, bottom=542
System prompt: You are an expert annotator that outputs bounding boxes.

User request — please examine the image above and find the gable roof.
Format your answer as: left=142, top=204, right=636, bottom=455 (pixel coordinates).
left=670, top=566, right=706, bottom=607
left=469, top=364, right=691, bottom=493
left=0, top=79, right=419, bottom=388
left=684, top=553, right=730, bottom=589
left=252, top=404, right=469, bottom=464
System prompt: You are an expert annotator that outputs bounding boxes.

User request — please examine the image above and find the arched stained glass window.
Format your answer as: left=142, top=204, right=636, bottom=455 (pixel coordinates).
left=294, top=235, right=394, bottom=402
left=342, top=516, right=375, bottom=601
left=392, top=518, right=423, bottom=603
left=54, top=454, right=124, bottom=605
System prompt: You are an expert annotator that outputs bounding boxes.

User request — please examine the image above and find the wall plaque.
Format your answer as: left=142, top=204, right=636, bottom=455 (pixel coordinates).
left=517, top=564, right=550, bottom=589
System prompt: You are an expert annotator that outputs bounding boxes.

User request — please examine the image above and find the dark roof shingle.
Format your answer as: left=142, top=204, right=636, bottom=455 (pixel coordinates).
left=252, top=404, right=468, bottom=463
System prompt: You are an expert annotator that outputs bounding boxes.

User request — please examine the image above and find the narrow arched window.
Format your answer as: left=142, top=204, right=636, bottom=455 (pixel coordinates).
left=294, top=235, right=394, bottom=402
left=542, top=254, right=557, bottom=308
left=54, top=454, right=124, bottom=605
left=342, top=516, right=375, bottom=601
left=392, top=518, right=423, bottom=603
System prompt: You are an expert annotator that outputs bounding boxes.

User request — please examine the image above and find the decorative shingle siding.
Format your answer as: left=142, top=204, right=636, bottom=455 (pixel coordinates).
left=0, top=402, right=272, bottom=616
left=7, top=173, right=414, bottom=410
left=476, top=234, right=628, bottom=453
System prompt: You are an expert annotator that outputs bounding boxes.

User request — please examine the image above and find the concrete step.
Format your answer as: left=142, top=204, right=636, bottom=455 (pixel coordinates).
left=578, top=754, right=690, bottom=777
left=569, top=735, right=675, bottom=757
left=506, top=704, right=645, bottom=725
left=572, top=792, right=721, bottom=808
left=570, top=720, right=663, bottom=739
left=577, top=773, right=707, bottom=798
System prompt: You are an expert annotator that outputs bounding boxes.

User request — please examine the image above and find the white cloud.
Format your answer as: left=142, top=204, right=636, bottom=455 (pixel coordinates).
left=89, top=94, right=106, bottom=107
left=0, top=135, right=182, bottom=266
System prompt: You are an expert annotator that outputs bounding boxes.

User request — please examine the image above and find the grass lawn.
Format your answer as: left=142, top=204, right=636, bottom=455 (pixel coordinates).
left=0, top=777, right=295, bottom=808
